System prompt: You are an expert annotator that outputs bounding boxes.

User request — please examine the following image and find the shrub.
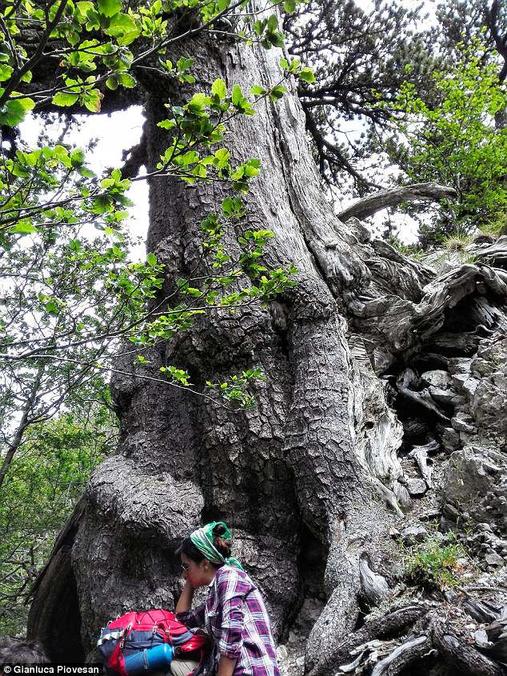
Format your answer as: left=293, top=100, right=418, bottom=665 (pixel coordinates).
left=405, top=535, right=468, bottom=590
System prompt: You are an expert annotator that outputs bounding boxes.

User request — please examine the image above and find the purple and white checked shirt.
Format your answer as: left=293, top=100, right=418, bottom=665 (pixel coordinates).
left=176, top=565, right=280, bottom=676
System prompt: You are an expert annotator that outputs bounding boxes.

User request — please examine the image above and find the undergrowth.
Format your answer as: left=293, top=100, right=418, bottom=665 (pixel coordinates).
left=405, top=534, right=469, bottom=591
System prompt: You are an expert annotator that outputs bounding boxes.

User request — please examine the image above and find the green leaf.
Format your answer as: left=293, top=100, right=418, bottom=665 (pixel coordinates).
left=211, top=78, right=227, bottom=100
left=97, top=0, right=121, bottom=17
left=176, top=57, right=193, bottom=71
left=118, top=73, right=136, bottom=88
left=157, top=119, right=176, bottom=130
left=188, top=92, right=212, bottom=110
left=213, top=148, right=230, bottom=168
left=106, top=13, right=141, bottom=45
left=222, top=196, right=244, bottom=218
left=79, top=167, right=95, bottom=178
left=267, top=15, right=278, bottom=31
left=269, top=85, right=287, bottom=101
left=253, top=20, right=265, bottom=36
left=9, top=222, right=38, bottom=234
left=231, top=84, right=244, bottom=107
left=54, top=144, right=71, bottom=168
left=269, top=32, right=284, bottom=48
left=0, top=96, right=35, bottom=126
left=181, top=151, right=200, bottom=165
left=244, top=158, right=261, bottom=177
left=82, top=89, right=102, bottom=112
left=0, top=64, right=14, bottom=82
left=77, top=1, right=95, bottom=18
left=299, top=67, right=316, bottom=84
left=106, top=75, right=119, bottom=90
left=52, top=91, right=80, bottom=107
left=70, top=148, right=85, bottom=167
left=250, top=85, right=266, bottom=97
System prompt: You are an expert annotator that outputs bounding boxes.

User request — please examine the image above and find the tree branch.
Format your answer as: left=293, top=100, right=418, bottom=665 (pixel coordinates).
left=338, top=183, right=457, bottom=221
left=0, top=365, right=44, bottom=489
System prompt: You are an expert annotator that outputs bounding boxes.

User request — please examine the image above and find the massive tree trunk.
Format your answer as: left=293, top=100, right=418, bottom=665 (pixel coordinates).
left=28, top=22, right=507, bottom=676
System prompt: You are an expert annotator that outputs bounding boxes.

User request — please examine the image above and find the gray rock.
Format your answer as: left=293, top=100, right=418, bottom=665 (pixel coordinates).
left=429, top=386, right=465, bottom=407
left=441, top=447, right=507, bottom=532
left=393, top=481, right=412, bottom=510
left=471, top=337, right=507, bottom=379
left=421, top=369, right=451, bottom=389
left=485, top=552, right=504, bottom=567
left=443, top=502, right=461, bottom=520
left=440, top=427, right=460, bottom=452
left=451, top=373, right=480, bottom=397
left=448, top=358, right=473, bottom=376
left=406, top=478, right=427, bottom=497
left=277, top=646, right=289, bottom=660
left=474, top=627, right=490, bottom=645
left=472, top=372, right=507, bottom=437
left=400, top=525, right=428, bottom=545
left=451, top=416, right=477, bottom=434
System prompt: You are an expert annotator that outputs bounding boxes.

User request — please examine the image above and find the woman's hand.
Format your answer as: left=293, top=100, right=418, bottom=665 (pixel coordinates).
left=217, top=655, right=237, bottom=676
left=175, top=579, right=195, bottom=614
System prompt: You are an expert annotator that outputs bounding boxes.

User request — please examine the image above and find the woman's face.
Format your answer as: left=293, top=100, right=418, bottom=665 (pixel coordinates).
left=181, top=553, right=211, bottom=588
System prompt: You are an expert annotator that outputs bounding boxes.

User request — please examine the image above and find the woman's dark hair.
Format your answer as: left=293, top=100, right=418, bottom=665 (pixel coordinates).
left=178, top=537, right=205, bottom=563
left=178, top=523, right=232, bottom=564
left=213, top=523, right=232, bottom=559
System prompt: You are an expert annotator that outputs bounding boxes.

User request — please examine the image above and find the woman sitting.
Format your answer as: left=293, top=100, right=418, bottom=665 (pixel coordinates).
left=175, top=522, right=280, bottom=676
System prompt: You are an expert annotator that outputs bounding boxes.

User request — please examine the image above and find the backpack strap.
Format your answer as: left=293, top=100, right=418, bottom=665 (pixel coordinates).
left=120, top=623, right=133, bottom=649
left=108, top=640, right=127, bottom=676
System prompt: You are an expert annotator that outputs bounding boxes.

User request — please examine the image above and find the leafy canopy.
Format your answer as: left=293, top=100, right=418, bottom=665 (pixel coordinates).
left=383, top=39, right=507, bottom=244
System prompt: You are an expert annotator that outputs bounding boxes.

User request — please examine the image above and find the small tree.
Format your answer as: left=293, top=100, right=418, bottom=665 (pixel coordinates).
left=284, top=0, right=437, bottom=193
left=384, top=40, right=507, bottom=246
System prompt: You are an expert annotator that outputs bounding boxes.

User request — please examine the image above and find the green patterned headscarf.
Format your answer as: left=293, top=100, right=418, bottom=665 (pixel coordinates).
left=190, top=521, right=243, bottom=570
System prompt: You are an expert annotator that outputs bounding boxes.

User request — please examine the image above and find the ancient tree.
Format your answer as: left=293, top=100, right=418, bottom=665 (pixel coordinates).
left=6, top=1, right=505, bottom=673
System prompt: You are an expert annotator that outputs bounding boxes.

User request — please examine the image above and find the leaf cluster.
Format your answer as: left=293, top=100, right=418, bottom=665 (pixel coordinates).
left=0, top=0, right=307, bottom=499
left=383, top=39, right=507, bottom=244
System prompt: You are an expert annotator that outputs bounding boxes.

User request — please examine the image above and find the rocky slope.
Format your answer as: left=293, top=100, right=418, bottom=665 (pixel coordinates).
left=279, top=231, right=507, bottom=675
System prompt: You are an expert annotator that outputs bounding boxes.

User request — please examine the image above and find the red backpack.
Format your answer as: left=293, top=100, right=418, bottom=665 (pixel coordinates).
left=97, top=609, right=208, bottom=676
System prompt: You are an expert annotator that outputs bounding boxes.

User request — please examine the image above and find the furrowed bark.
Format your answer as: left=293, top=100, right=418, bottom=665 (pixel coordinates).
left=28, top=25, right=397, bottom=658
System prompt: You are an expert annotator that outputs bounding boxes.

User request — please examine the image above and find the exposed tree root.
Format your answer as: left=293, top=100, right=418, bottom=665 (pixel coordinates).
left=431, top=617, right=505, bottom=676
left=307, top=604, right=427, bottom=676
left=369, top=634, right=434, bottom=675
left=317, top=596, right=507, bottom=676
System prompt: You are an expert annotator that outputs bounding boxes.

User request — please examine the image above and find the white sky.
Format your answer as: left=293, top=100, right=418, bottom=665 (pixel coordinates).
left=20, top=107, right=148, bottom=260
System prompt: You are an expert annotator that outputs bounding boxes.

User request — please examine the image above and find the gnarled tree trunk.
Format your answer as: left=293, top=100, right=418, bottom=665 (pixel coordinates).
left=28, top=21, right=507, bottom=676
left=28, top=29, right=399, bottom=660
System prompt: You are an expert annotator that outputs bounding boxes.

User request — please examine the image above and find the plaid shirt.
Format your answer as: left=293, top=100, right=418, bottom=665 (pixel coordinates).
left=177, top=565, right=280, bottom=676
